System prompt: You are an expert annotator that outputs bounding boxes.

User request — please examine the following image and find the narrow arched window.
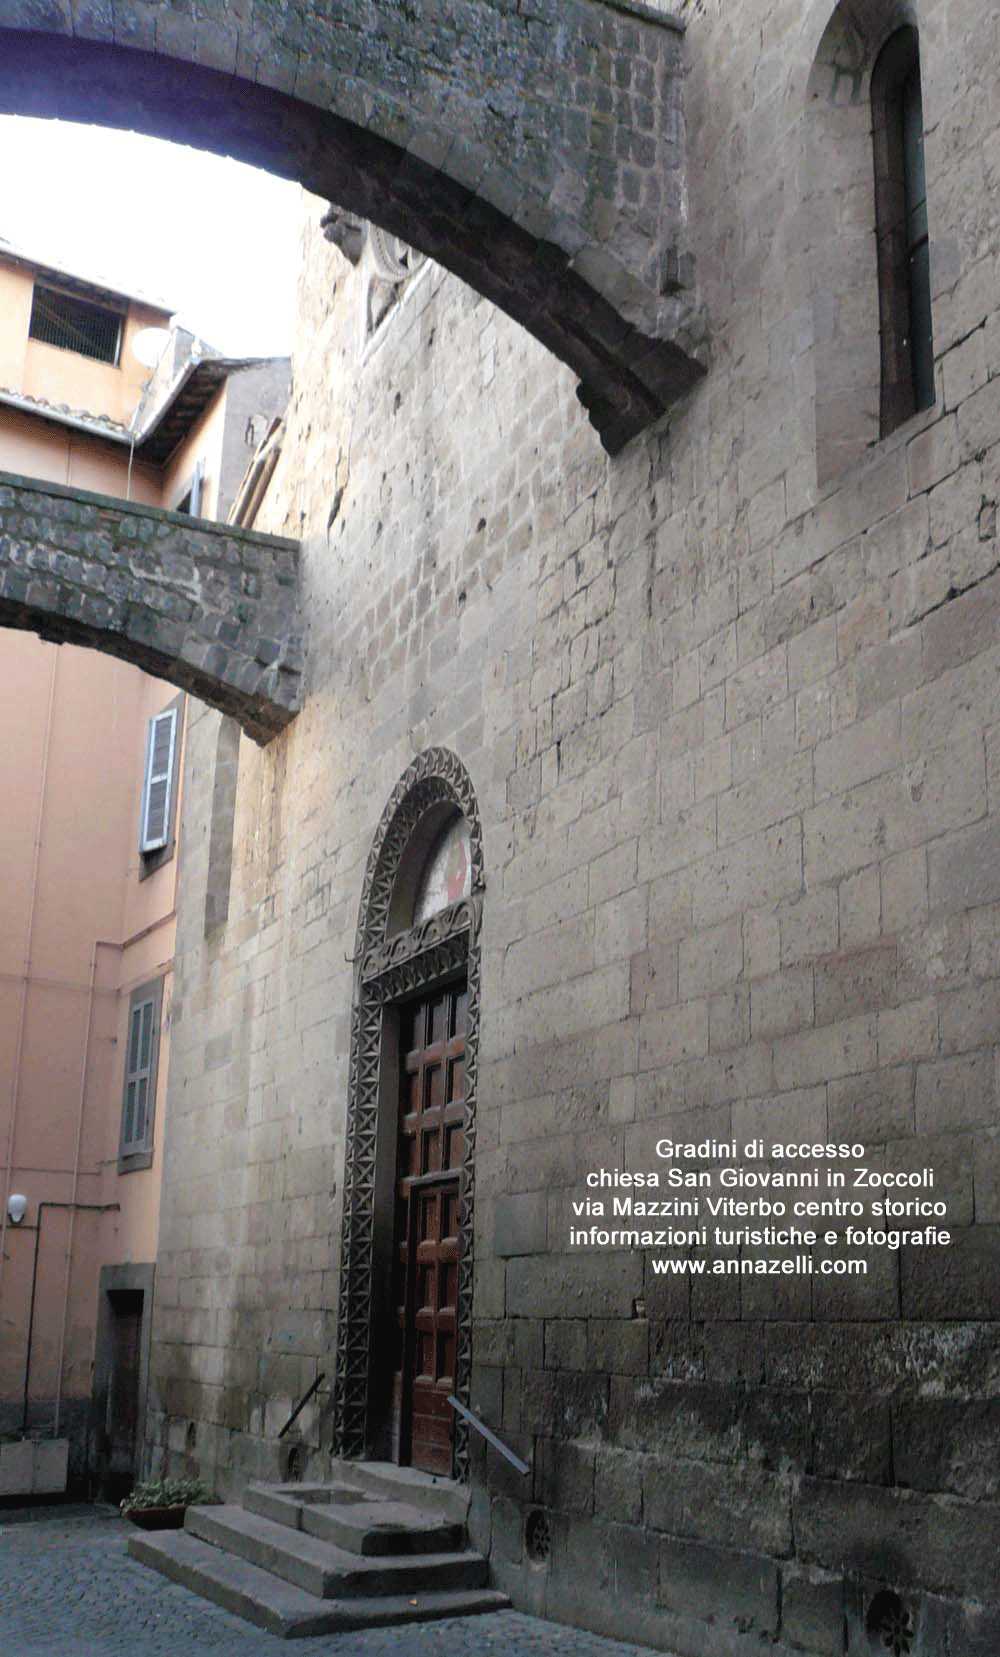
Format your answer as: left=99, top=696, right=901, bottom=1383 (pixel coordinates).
left=872, top=28, right=935, bottom=433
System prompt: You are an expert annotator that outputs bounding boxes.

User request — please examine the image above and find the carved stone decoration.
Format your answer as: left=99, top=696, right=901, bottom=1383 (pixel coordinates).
left=369, top=225, right=426, bottom=285
left=362, top=226, right=428, bottom=348
left=333, top=750, right=484, bottom=1480
left=322, top=203, right=433, bottom=352
left=320, top=204, right=368, bottom=266
left=360, top=893, right=481, bottom=992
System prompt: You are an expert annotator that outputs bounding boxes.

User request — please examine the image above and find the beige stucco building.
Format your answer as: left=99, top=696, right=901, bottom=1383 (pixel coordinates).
left=0, top=240, right=288, bottom=1497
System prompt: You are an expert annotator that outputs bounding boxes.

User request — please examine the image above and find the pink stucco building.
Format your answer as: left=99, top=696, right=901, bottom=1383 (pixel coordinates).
left=0, top=239, right=288, bottom=1497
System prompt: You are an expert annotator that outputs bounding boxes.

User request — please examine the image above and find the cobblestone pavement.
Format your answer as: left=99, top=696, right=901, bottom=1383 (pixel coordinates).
left=0, top=1505, right=673, bottom=1657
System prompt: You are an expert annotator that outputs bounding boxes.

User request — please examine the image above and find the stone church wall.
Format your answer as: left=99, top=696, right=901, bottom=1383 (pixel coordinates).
left=149, top=0, right=1000, bottom=1650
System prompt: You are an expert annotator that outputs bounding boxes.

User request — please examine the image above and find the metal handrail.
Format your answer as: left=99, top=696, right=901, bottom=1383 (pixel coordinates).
left=278, top=1372, right=326, bottom=1439
left=447, top=1395, right=530, bottom=1475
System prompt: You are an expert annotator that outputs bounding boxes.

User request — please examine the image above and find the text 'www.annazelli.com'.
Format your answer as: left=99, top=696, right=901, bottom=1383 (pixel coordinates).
left=646, top=1255, right=867, bottom=1276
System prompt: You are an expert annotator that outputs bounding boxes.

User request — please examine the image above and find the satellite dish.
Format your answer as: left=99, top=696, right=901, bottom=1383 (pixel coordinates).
left=131, top=326, right=171, bottom=368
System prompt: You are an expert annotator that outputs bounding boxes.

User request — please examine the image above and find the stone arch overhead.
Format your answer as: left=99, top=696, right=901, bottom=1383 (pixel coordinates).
left=0, top=471, right=302, bottom=744
left=0, top=10, right=706, bottom=454
left=334, top=749, right=484, bottom=1477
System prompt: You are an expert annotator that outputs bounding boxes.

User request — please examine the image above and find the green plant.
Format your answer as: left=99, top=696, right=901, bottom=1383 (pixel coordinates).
left=119, top=1475, right=217, bottom=1513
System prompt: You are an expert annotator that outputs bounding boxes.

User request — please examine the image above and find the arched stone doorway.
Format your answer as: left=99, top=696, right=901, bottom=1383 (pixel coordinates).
left=333, top=749, right=484, bottom=1480
left=0, top=14, right=705, bottom=451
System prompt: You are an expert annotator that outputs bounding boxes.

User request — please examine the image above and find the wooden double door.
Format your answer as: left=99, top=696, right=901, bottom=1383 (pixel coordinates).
left=391, top=981, right=467, bottom=1475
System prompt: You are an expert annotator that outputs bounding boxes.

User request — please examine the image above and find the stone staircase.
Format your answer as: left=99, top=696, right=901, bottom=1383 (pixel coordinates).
left=127, top=1462, right=508, bottom=1637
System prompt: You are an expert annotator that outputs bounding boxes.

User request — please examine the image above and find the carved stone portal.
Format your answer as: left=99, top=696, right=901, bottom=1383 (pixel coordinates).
left=333, top=749, right=484, bottom=1482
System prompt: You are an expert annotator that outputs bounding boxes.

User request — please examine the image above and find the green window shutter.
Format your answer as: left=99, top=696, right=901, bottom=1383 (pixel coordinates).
left=120, top=980, right=163, bottom=1159
left=140, top=708, right=178, bottom=854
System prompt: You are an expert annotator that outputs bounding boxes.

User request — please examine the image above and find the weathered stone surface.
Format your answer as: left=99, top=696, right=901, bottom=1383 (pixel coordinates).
left=811, top=1391, right=892, bottom=1487
left=780, top=1567, right=844, bottom=1657
left=494, top=1191, right=548, bottom=1258
left=657, top=1536, right=779, bottom=1635
left=129, top=0, right=1000, bottom=1650
left=794, top=1477, right=1000, bottom=1602
left=0, top=472, right=301, bottom=742
left=892, top=1398, right=1000, bottom=1501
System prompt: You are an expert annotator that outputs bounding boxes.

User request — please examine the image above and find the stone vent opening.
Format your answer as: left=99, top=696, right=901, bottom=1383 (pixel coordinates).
left=281, top=1441, right=306, bottom=1483
left=866, top=1589, right=915, bottom=1656
left=525, top=1509, right=551, bottom=1565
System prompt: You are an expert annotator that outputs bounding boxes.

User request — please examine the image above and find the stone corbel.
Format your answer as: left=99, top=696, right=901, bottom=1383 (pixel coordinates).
left=320, top=205, right=368, bottom=266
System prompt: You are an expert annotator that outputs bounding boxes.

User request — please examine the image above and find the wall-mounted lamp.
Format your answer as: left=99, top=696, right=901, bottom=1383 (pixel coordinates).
left=6, top=1194, right=27, bottom=1225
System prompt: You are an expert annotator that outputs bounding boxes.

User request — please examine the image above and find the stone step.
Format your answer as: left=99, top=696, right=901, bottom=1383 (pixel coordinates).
left=243, top=1481, right=466, bottom=1556
left=127, top=1528, right=509, bottom=1639
left=185, top=1503, right=488, bottom=1600
left=330, top=1459, right=469, bottom=1525
left=306, top=1497, right=467, bottom=1558
left=243, top=1482, right=366, bottom=1531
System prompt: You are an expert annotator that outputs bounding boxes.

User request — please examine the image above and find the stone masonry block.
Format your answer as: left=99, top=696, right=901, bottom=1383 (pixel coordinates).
left=813, top=944, right=897, bottom=1026
left=928, top=816, right=1000, bottom=913
left=494, top=1190, right=548, bottom=1257
left=794, top=1475, right=1000, bottom=1601
left=644, top=1457, right=792, bottom=1556
left=0, top=1440, right=34, bottom=1496
left=827, top=1066, right=915, bottom=1146
left=678, top=916, right=743, bottom=998
left=892, top=1397, right=1000, bottom=1501
left=804, top=737, right=987, bottom=887
left=901, top=1225, right=1000, bottom=1319
left=751, top=967, right=814, bottom=1038
left=780, top=1565, right=844, bottom=1657
left=610, top=1376, right=740, bottom=1463
left=692, top=821, right=803, bottom=929
left=657, top=1536, right=780, bottom=1635
left=594, top=1444, right=645, bottom=1525
left=812, top=1390, right=892, bottom=1486
left=915, top=1051, right=993, bottom=1134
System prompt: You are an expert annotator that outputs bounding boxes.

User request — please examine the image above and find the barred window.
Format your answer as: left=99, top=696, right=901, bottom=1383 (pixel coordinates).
left=28, top=284, right=123, bottom=365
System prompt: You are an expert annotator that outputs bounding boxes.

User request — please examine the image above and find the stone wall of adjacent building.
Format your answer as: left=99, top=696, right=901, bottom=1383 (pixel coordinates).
left=149, top=0, right=1000, bottom=1652
left=0, top=472, right=302, bottom=741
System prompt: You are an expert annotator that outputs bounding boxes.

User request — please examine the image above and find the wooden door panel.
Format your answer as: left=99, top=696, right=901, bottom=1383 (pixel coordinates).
left=105, top=1289, right=144, bottom=1499
left=392, top=981, right=466, bottom=1474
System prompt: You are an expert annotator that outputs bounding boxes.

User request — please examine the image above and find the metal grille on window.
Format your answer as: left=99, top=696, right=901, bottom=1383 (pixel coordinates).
left=28, top=284, right=123, bottom=365
left=140, top=709, right=178, bottom=854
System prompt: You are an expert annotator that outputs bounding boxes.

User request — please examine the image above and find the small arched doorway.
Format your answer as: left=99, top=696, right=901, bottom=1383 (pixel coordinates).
left=333, top=749, right=484, bottom=1480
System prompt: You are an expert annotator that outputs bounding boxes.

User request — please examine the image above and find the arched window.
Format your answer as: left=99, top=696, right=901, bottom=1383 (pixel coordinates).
left=411, top=816, right=472, bottom=926
left=806, top=7, right=936, bottom=482
left=872, top=27, right=934, bottom=433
